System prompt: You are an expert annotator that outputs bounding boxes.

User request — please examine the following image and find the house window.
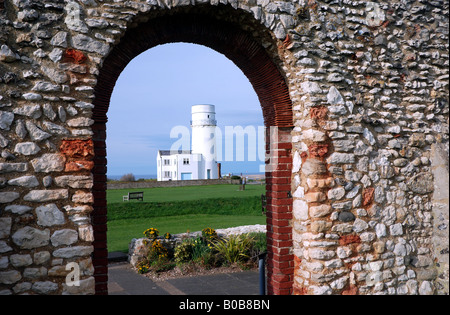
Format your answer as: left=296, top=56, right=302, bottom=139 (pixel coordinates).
left=164, top=159, right=170, bottom=166
left=183, top=158, right=190, bottom=165
left=164, top=171, right=171, bottom=178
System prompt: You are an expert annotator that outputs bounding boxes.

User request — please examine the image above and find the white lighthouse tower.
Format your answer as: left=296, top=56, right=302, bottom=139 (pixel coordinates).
left=191, top=104, right=218, bottom=180
left=156, top=104, right=219, bottom=181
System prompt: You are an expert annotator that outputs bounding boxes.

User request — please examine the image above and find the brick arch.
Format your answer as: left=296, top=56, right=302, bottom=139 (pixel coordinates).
left=91, top=13, right=293, bottom=295
left=93, top=14, right=292, bottom=127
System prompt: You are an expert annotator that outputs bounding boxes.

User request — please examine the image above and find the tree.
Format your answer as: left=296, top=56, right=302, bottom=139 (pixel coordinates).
left=120, top=173, right=136, bottom=182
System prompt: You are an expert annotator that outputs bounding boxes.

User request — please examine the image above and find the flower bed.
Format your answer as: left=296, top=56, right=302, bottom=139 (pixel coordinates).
left=128, top=225, right=266, bottom=275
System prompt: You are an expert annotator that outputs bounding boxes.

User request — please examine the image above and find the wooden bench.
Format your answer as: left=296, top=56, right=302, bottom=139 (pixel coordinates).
left=123, top=192, right=144, bottom=201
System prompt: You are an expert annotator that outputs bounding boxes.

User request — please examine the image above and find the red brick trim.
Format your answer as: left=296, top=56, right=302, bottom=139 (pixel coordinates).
left=92, top=14, right=293, bottom=295
left=265, top=127, right=293, bottom=295
left=93, top=14, right=293, bottom=128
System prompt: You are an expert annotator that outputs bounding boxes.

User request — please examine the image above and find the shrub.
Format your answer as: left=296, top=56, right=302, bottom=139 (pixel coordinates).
left=174, top=239, right=194, bottom=264
left=191, top=237, right=211, bottom=262
left=138, top=237, right=175, bottom=274
left=138, top=254, right=175, bottom=274
left=202, top=227, right=217, bottom=243
left=174, top=237, right=218, bottom=268
left=120, top=173, right=136, bottom=182
left=149, top=239, right=169, bottom=261
left=149, top=258, right=176, bottom=273
left=108, top=196, right=263, bottom=221
left=248, top=232, right=266, bottom=257
left=212, top=233, right=254, bottom=265
left=138, top=226, right=266, bottom=275
left=143, top=227, right=159, bottom=239
left=137, top=227, right=175, bottom=274
left=136, top=260, right=150, bottom=274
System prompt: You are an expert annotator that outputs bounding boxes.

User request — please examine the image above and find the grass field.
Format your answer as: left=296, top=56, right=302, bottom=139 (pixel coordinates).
left=106, top=184, right=266, bottom=203
left=107, top=184, right=266, bottom=252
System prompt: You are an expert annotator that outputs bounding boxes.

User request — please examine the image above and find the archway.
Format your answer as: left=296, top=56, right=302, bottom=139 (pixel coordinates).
left=91, top=11, right=294, bottom=295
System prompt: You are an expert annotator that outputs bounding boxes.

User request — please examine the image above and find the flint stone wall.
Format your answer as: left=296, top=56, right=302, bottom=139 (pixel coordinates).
left=0, top=0, right=448, bottom=295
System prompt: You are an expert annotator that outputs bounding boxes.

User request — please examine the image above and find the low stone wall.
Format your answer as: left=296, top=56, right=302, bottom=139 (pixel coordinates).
left=107, top=179, right=241, bottom=190
left=128, top=224, right=266, bottom=267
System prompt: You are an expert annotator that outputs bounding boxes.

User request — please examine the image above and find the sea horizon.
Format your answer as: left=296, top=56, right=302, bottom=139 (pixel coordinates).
left=107, top=172, right=265, bottom=181
left=107, top=174, right=157, bottom=180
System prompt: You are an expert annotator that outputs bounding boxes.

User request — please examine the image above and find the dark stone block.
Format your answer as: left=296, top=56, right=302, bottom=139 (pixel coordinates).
left=338, top=211, right=355, bottom=222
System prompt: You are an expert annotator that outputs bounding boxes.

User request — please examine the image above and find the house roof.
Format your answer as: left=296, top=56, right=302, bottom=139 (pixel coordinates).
left=158, top=150, right=193, bottom=156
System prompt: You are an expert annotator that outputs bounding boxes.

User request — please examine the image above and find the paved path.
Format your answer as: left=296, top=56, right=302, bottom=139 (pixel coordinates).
left=108, top=262, right=260, bottom=295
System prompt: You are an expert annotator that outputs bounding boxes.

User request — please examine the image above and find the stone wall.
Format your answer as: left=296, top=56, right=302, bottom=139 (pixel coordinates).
left=0, top=0, right=448, bottom=295
left=128, top=224, right=266, bottom=267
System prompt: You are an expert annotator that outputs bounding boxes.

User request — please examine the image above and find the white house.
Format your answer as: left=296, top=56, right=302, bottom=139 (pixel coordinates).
left=156, top=105, right=219, bottom=181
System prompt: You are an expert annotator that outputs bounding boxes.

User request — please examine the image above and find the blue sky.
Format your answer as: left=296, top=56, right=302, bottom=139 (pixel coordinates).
left=106, top=43, right=265, bottom=178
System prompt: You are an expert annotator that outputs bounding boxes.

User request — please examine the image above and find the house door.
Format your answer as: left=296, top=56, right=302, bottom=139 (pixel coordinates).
left=181, top=173, right=192, bottom=180
left=207, top=169, right=211, bottom=179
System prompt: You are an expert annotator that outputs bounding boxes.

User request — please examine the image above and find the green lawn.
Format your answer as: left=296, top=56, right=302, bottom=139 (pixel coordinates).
left=107, top=184, right=266, bottom=203
left=107, top=184, right=266, bottom=253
